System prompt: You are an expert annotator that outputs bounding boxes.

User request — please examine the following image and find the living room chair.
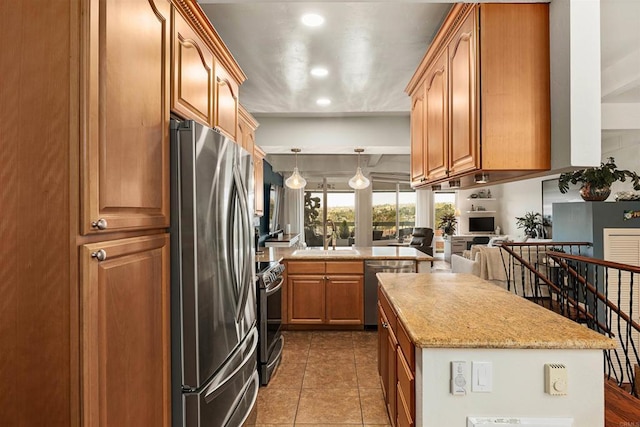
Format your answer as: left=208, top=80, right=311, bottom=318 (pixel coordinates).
left=409, top=227, right=434, bottom=256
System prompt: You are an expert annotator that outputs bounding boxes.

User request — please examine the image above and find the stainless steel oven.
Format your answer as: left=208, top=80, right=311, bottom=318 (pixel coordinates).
left=256, top=262, right=285, bottom=385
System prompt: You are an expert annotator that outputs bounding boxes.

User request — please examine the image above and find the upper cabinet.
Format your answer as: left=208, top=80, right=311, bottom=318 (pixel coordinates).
left=254, top=145, right=265, bottom=217
left=81, top=0, right=171, bottom=234
left=238, top=105, right=258, bottom=153
left=172, top=7, right=214, bottom=127
left=406, top=3, right=550, bottom=189
left=170, top=0, right=246, bottom=141
left=214, top=60, right=239, bottom=141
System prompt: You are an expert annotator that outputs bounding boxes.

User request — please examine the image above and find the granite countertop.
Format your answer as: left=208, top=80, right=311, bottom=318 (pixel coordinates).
left=377, top=273, right=615, bottom=350
left=256, top=246, right=433, bottom=263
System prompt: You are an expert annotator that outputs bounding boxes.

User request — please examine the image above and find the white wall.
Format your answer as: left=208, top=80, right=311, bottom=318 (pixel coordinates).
left=602, top=131, right=640, bottom=198
left=417, top=348, right=604, bottom=427
left=495, top=176, right=546, bottom=237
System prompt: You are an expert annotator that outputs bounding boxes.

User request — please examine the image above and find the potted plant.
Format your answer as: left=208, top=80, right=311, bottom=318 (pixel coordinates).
left=558, top=157, right=640, bottom=201
left=438, top=213, right=457, bottom=237
left=515, top=211, right=543, bottom=238
left=337, top=219, right=351, bottom=246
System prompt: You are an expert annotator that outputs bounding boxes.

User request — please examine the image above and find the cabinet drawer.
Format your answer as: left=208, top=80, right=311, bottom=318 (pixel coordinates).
left=326, top=261, right=363, bottom=274
left=397, top=384, right=414, bottom=427
left=287, top=261, right=325, bottom=274
left=378, top=287, right=397, bottom=332
left=397, top=349, right=414, bottom=416
left=397, top=321, right=415, bottom=371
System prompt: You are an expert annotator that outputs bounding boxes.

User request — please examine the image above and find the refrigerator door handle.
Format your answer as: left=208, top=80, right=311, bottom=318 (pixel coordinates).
left=203, top=327, right=258, bottom=403
left=232, top=164, right=253, bottom=322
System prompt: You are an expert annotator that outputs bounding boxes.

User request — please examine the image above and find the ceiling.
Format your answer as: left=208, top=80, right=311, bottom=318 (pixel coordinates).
left=198, top=0, right=640, bottom=173
left=199, top=2, right=450, bottom=116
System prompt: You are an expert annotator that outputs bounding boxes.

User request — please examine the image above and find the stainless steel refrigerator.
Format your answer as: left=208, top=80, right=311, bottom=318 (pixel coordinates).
left=170, top=119, right=258, bottom=427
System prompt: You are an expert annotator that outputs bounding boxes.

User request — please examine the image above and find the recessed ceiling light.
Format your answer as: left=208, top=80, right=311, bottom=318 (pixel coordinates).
left=301, top=13, right=324, bottom=27
left=310, top=67, right=329, bottom=78
left=316, top=98, right=331, bottom=106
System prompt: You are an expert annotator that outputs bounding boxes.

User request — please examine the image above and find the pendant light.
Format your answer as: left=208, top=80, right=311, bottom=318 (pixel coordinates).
left=285, top=148, right=307, bottom=189
left=348, top=148, right=370, bottom=190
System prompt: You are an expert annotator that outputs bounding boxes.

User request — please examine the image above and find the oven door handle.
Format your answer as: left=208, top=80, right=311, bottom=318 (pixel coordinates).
left=265, top=277, right=284, bottom=296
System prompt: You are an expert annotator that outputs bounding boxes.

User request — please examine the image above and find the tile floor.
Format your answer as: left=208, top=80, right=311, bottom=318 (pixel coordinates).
left=244, top=330, right=391, bottom=426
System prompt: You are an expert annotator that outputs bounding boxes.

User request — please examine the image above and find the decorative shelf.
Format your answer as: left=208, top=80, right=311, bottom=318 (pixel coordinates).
left=466, top=210, right=496, bottom=214
left=467, top=198, right=496, bottom=201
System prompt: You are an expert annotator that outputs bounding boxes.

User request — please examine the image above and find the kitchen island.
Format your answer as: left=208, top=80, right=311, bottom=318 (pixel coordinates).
left=256, top=247, right=432, bottom=328
left=377, top=272, right=615, bottom=427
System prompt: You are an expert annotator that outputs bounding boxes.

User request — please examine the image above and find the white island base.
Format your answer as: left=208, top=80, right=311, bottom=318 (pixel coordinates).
left=416, top=348, right=602, bottom=426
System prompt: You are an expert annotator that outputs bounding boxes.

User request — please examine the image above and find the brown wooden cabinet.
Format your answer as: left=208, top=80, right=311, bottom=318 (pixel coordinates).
left=406, top=3, right=550, bottom=188
left=82, top=0, right=171, bottom=234
left=214, top=59, right=239, bottom=141
left=448, top=10, right=479, bottom=177
left=1, top=0, right=247, bottom=424
left=81, top=234, right=170, bottom=427
left=254, top=146, right=265, bottom=217
left=410, top=82, right=425, bottom=184
left=286, top=261, right=364, bottom=326
left=326, top=275, right=364, bottom=325
left=424, top=49, right=449, bottom=182
left=172, top=6, right=215, bottom=127
left=378, top=286, right=415, bottom=427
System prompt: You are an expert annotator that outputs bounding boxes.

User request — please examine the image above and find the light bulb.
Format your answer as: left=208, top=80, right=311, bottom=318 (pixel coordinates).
left=285, top=167, right=307, bottom=189
left=348, top=167, right=370, bottom=190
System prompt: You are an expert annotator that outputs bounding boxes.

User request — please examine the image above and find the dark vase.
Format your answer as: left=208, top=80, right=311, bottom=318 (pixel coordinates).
left=579, top=183, right=611, bottom=201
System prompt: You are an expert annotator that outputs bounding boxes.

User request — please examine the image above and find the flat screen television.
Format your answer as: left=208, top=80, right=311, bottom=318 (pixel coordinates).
left=468, top=216, right=495, bottom=233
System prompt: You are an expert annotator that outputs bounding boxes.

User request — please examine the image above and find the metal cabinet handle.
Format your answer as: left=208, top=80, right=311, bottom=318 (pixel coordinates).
left=91, top=249, right=107, bottom=261
left=91, top=218, right=108, bottom=230
left=382, top=322, right=389, bottom=329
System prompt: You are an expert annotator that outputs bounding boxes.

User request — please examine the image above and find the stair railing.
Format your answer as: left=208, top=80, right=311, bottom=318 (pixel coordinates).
left=498, top=242, right=640, bottom=395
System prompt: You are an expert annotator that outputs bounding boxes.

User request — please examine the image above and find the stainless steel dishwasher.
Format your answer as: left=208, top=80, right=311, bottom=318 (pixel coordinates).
left=364, top=260, right=416, bottom=327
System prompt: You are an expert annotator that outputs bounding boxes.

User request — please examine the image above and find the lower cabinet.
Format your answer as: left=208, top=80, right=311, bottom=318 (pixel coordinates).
left=80, top=234, right=171, bottom=426
left=287, top=261, right=363, bottom=326
left=378, top=286, right=415, bottom=427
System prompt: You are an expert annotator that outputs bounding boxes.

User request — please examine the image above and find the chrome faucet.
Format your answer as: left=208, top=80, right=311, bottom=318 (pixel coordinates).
left=324, top=219, right=336, bottom=250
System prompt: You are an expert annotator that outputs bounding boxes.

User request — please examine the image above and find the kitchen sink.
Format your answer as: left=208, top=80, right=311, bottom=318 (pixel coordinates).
left=292, top=248, right=361, bottom=257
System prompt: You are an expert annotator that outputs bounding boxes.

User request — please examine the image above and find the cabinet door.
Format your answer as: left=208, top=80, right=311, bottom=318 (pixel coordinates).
left=326, top=275, right=364, bottom=325
left=424, top=50, right=449, bottom=182
left=449, top=9, right=479, bottom=176
left=378, top=303, right=389, bottom=388
left=287, top=275, right=325, bottom=324
left=410, top=84, right=425, bottom=184
left=172, top=8, right=214, bottom=126
left=82, top=0, right=171, bottom=234
left=387, top=326, right=398, bottom=426
left=254, top=146, right=265, bottom=217
left=214, top=60, right=239, bottom=141
left=80, top=234, right=170, bottom=427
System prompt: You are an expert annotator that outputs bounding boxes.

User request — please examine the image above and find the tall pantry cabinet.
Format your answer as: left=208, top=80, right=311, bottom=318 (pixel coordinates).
left=0, top=0, right=244, bottom=425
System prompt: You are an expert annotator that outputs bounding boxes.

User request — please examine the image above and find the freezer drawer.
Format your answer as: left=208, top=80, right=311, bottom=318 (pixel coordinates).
left=183, top=327, right=259, bottom=427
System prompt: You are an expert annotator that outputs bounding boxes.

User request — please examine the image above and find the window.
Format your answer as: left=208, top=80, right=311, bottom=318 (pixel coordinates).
left=303, top=180, right=355, bottom=248
left=372, top=182, right=416, bottom=242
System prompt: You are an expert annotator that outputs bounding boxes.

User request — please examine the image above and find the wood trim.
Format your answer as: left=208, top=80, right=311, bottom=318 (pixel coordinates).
left=239, top=104, right=259, bottom=130
left=405, top=3, right=474, bottom=95
left=171, top=0, right=246, bottom=84
left=397, top=321, right=415, bottom=370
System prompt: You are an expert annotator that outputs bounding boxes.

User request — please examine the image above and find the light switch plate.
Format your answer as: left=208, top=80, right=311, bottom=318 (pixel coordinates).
left=472, top=361, right=492, bottom=392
